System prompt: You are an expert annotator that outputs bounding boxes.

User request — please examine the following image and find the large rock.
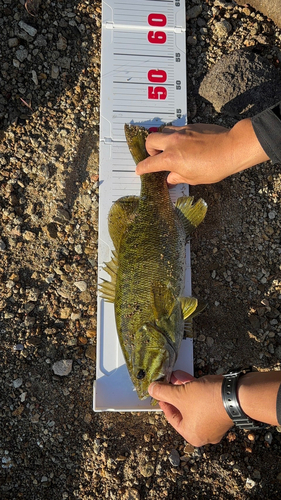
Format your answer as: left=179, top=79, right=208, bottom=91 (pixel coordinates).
left=235, top=0, right=281, bottom=29
left=199, top=50, right=281, bottom=117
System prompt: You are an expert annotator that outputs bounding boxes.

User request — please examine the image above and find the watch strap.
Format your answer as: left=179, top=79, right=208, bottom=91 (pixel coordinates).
left=222, top=368, right=262, bottom=430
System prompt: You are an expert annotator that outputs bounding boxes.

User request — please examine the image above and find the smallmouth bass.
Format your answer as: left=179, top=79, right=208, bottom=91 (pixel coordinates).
left=100, top=125, right=207, bottom=400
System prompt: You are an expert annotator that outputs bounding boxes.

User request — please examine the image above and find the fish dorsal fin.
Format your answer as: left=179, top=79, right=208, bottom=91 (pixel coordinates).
left=108, top=196, right=139, bottom=252
left=99, top=251, right=118, bottom=303
left=175, top=196, right=207, bottom=239
left=179, top=297, right=198, bottom=320
left=151, top=282, right=176, bottom=320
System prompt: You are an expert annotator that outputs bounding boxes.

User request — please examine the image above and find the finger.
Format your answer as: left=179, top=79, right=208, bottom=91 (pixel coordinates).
left=167, top=172, right=189, bottom=186
left=148, top=381, right=181, bottom=405
left=136, top=153, right=170, bottom=176
left=145, top=130, right=181, bottom=157
left=171, top=371, right=195, bottom=385
left=159, top=401, right=183, bottom=430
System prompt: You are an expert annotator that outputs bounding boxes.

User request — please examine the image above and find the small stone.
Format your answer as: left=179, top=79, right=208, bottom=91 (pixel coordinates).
left=41, top=476, right=48, bottom=483
left=74, top=280, right=87, bottom=292
left=186, top=5, right=202, bottom=19
left=247, top=433, right=255, bottom=442
left=206, top=336, right=214, bottom=347
left=46, top=222, right=58, bottom=239
left=52, top=359, right=73, bottom=376
left=187, top=35, right=197, bottom=45
left=245, top=478, right=256, bottom=489
left=13, top=344, right=24, bottom=351
left=16, top=48, right=28, bottom=62
left=277, top=472, right=281, bottom=483
left=74, top=244, right=83, bottom=254
left=57, top=57, right=71, bottom=69
left=13, top=378, right=23, bottom=388
left=184, top=443, right=195, bottom=454
left=84, top=412, right=92, bottom=424
left=168, top=449, right=180, bottom=467
left=139, top=462, right=154, bottom=478
left=8, top=38, right=19, bottom=48
left=31, top=70, right=38, bottom=85
left=71, top=311, right=81, bottom=321
left=51, top=65, right=59, bottom=79
left=85, top=345, right=96, bottom=361
left=19, top=21, right=37, bottom=37
left=57, top=34, right=67, bottom=50
left=0, top=239, right=6, bottom=251
left=265, top=432, right=273, bottom=444
left=213, top=20, right=232, bottom=38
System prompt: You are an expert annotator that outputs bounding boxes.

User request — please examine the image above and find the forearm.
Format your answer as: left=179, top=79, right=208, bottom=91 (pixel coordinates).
left=237, top=371, right=281, bottom=426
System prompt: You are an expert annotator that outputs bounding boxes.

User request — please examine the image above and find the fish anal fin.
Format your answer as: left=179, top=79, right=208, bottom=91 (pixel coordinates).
left=175, top=196, right=207, bottom=238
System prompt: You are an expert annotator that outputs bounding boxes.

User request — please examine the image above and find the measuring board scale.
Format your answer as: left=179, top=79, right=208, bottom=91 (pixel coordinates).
left=94, top=0, right=193, bottom=411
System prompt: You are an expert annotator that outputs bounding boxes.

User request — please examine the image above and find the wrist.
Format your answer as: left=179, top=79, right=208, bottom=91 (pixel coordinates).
left=228, top=118, right=270, bottom=174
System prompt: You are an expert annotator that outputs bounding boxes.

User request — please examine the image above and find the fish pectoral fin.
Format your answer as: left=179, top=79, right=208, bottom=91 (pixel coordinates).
left=180, top=297, right=198, bottom=320
left=151, top=282, right=176, bottom=320
left=108, top=196, right=139, bottom=252
left=175, top=196, right=207, bottom=238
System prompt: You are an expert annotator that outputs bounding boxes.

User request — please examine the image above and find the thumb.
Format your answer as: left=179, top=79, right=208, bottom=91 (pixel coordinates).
left=148, top=381, right=181, bottom=404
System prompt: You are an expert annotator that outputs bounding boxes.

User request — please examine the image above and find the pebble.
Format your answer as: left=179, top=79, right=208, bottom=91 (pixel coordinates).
left=168, top=449, right=180, bottom=467
left=74, top=280, right=87, bottom=292
left=186, top=5, right=202, bottom=19
left=245, top=478, right=256, bottom=489
left=8, top=38, right=19, bottom=48
left=13, top=378, right=23, bottom=388
left=139, top=462, right=154, bottom=478
left=0, top=239, right=6, bottom=251
left=265, top=432, right=273, bottom=444
left=213, top=20, right=232, bottom=38
left=52, top=360, right=73, bottom=376
left=18, top=21, right=37, bottom=37
left=15, top=48, right=28, bottom=62
left=85, top=345, right=96, bottom=361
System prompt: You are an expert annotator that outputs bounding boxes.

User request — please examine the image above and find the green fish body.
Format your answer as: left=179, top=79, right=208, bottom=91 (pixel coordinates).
left=100, top=125, right=207, bottom=400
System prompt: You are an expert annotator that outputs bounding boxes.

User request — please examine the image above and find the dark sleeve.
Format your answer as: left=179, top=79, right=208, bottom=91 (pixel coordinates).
left=251, top=101, right=281, bottom=164
left=277, top=383, right=281, bottom=425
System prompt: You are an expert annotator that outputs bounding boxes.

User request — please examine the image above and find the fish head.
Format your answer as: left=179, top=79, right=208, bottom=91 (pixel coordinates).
left=131, top=322, right=176, bottom=400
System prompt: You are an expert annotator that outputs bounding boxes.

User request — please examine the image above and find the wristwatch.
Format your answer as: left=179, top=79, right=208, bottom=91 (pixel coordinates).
left=222, top=367, right=262, bottom=430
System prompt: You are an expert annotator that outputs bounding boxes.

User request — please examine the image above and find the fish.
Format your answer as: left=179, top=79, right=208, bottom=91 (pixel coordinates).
left=100, top=124, right=207, bottom=400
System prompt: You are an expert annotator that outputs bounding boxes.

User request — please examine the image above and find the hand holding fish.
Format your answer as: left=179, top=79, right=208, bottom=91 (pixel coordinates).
left=136, top=118, right=269, bottom=186
left=148, top=371, right=233, bottom=447
left=149, top=370, right=281, bottom=446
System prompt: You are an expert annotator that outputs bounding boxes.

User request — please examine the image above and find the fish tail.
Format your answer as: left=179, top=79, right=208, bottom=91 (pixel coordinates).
left=124, top=124, right=149, bottom=164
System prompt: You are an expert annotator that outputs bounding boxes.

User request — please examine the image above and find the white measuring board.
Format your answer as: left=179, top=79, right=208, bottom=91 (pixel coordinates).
left=94, top=0, right=193, bottom=412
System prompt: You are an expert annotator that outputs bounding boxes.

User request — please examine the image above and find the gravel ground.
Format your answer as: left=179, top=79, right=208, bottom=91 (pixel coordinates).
left=1, top=1, right=281, bottom=499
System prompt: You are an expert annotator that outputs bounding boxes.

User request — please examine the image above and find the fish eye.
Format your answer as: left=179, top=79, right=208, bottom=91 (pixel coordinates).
left=136, top=369, right=146, bottom=380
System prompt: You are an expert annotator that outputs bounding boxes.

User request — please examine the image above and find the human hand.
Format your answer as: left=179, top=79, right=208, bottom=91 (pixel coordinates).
left=149, top=371, right=233, bottom=447
left=136, top=119, right=269, bottom=185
